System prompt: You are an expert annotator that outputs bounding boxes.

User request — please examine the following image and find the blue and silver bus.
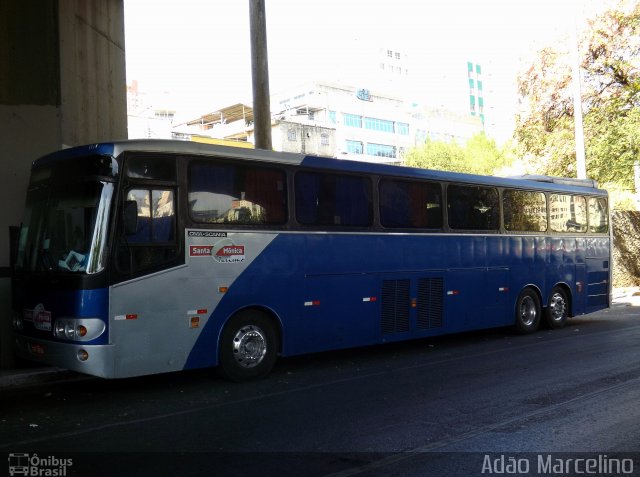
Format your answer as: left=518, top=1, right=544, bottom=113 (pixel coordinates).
left=11, top=140, right=611, bottom=381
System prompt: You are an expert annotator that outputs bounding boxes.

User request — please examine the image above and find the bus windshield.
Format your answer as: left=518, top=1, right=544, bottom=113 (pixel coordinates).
left=16, top=181, right=114, bottom=274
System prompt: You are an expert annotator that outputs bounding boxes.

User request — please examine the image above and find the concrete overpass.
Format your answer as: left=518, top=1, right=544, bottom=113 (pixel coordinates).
left=0, top=0, right=127, bottom=368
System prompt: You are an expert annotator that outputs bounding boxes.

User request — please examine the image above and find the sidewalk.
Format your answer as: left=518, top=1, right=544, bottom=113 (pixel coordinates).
left=611, top=286, right=640, bottom=306
left=2, top=287, right=639, bottom=389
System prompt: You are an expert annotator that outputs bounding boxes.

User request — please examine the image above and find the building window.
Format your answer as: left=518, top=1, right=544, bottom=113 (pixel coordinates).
left=328, top=111, right=337, bottom=124
left=321, top=133, right=329, bottom=146
left=396, top=122, right=409, bottom=135
left=346, top=140, right=363, bottom=154
left=366, top=143, right=396, bottom=159
left=387, top=50, right=393, bottom=57
left=288, top=129, right=297, bottom=141
left=395, top=52, right=401, bottom=59
left=343, top=113, right=363, bottom=128
left=364, top=117, right=394, bottom=133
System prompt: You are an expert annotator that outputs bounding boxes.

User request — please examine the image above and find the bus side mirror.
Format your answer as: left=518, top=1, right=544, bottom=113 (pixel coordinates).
left=123, top=200, right=139, bottom=235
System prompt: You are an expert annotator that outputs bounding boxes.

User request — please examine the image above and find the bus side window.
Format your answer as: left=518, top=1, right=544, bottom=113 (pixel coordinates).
left=118, top=188, right=177, bottom=274
left=448, top=184, right=499, bottom=231
left=187, top=161, right=286, bottom=225
left=550, top=194, right=587, bottom=233
left=503, top=190, right=547, bottom=232
left=125, top=189, right=175, bottom=243
left=295, top=171, right=372, bottom=227
left=379, top=178, right=442, bottom=229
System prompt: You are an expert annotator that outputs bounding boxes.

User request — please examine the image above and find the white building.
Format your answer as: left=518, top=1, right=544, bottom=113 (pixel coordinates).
left=179, top=80, right=483, bottom=164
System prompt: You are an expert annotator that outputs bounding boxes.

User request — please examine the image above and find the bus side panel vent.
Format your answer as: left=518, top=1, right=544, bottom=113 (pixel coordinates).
left=381, top=279, right=410, bottom=334
left=417, top=278, right=444, bottom=329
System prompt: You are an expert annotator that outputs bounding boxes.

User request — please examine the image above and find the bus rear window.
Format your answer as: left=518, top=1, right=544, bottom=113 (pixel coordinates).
left=588, top=197, right=609, bottom=233
left=188, top=161, right=286, bottom=225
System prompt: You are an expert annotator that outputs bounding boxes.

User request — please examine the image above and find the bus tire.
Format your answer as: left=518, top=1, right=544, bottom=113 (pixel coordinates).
left=515, top=288, right=541, bottom=334
left=218, top=310, right=279, bottom=382
left=544, top=286, right=569, bottom=329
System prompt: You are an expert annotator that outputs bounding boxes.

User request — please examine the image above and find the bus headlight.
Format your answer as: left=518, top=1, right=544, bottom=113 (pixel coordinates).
left=12, top=313, right=24, bottom=331
left=53, top=318, right=105, bottom=342
left=64, top=322, right=76, bottom=339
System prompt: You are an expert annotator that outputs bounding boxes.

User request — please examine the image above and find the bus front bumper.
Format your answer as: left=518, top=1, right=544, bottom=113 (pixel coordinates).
left=14, top=334, right=114, bottom=378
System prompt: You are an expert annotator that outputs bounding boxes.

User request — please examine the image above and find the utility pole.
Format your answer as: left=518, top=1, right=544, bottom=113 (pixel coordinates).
left=249, top=0, right=272, bottom=150
left=572, top=0, right=587, bottom=179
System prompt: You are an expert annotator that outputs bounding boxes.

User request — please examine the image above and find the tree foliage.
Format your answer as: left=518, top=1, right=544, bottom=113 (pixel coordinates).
left=515, top=0, right=640, bottom=188
left=405, top=132, right=512, bottom=176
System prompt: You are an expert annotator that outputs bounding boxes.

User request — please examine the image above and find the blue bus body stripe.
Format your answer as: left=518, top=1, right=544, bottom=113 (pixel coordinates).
left=184, top=232, right=610, bottom=370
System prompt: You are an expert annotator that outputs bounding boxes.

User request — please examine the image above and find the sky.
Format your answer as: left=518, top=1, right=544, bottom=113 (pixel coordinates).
left=123, top=0, right=602, bottom=142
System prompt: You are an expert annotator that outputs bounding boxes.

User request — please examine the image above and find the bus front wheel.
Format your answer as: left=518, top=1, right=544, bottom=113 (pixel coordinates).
left=544, top=287, right=569, bottom=329
left=218, top=311, right=279, bottom=382
left=515, top=289, right=541, bottom=334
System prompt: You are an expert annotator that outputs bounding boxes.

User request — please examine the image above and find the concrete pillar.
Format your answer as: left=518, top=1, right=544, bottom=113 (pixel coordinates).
left=0, top=0, right=127, bottom=369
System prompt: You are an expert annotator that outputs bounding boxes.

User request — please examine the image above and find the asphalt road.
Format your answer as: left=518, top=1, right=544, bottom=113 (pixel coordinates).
left=2, top=300, right=640, bottom=476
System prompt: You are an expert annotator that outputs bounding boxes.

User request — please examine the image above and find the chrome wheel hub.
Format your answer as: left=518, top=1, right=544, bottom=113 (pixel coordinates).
left=520, top=296, right=537, bottom=326
left=232, top=325, right=267, bottom=368
left=549, top=293, right=566, bottom=322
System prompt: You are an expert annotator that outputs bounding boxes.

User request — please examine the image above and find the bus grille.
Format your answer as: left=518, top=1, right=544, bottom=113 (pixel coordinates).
left=381, top=279, right=410, bottom=334
left=417, top=278, right=444, bottom=329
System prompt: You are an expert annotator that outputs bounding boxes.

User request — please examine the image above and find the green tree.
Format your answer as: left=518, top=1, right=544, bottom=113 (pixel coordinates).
left=515, top=0, right=640, bottom=188
left=405, top=132, right=512, bottom=176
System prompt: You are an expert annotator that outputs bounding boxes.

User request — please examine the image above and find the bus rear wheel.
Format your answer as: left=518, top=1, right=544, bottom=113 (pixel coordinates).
left=544, top=287, right=569, bottom=329
left=515, top=288, right=541, bottom=334
left=218, top=311, right=279, bottom=382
